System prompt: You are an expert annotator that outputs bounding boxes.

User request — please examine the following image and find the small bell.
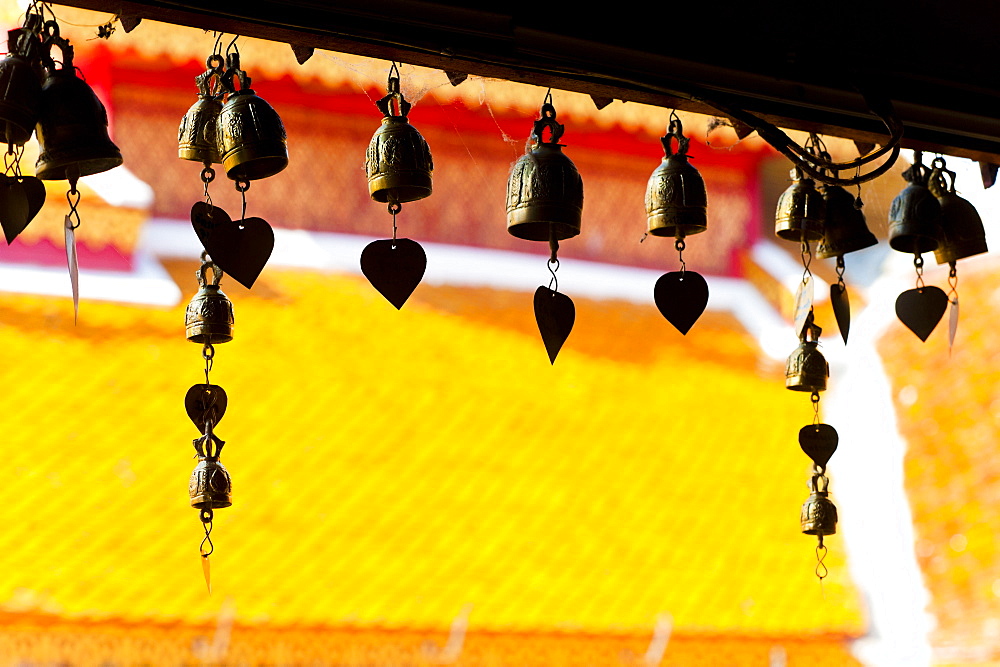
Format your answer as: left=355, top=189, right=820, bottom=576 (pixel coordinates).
left=888, top=155, right=941, bottom=255
left=189, top=436, right=232, bottom=510
left=507, top=102, right=583, bottom=242
left=185, top=261, right=234, bottom=344
left=816, top=185, right=878, bottom=259
left=216, top=53, right=288, bottom=181
left=365, top=73, right=433, bottom=204
left=801, top=474, right=837, bottom=536
left=786, top=320, right=828, bottom=392
left=645, top=119, right=707, bottom=238
left=0, top=27, right=42, bottom=146
left=34, top=21, right=122, bottom=180
left=929, top=159, right=988, bottom=264
left=178, top=56, right=225, bottom=164
left=775, top=167, right=825, bottom=243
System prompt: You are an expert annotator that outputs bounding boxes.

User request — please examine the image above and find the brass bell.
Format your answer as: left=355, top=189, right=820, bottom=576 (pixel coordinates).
left=185, top=261, right=234, bottom=344
left=178, top=56, right=224, bottom=164
left=365, top=75, right=432, bottom=204
left=888, top=155, right=941, bottom=255
left=34, top=22, right=122, bottom=180
left=786, top=319, right=828, bottom=392
left=801, top=474, right=837, bottom=536
left=645, top=117, right=707, bottom=238
left=0, top=27, right=43, bottom=146
left=216, top=53, right=288, bottom=181
left=816, top=185, right=878, bottom=259
left=507, top=102, right=583, bottom=242
left=189, top=437, right=232, bottom=510
left=775, top=167, right=825, bottom=243
left=929, top=159, right=988, bottom=264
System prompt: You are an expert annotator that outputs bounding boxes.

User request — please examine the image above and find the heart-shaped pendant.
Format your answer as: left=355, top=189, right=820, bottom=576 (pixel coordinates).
left=799, top=423, right=839, bottom=469
left=534, top=286, right=575, bottom=364
left=185, top=383, right=228, bottom=433
left=0, top=175, right=29, bottom=245
left=191, top=203, right=274, bottom=289
left=896, top=286, right=948, bottom=342
left=360, top=238, right=427, bottom=309
left=654, top=270, right=709, bottom=335
left=190, top=201, right=229, bottom=247
left=831, top=283, right=851, bottom=344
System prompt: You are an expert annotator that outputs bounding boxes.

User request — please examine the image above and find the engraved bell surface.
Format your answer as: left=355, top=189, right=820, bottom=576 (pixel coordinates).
left=645, top=121, right=707, bottom=238
left=216, top=54, right=288, bottom=181
left=189, top=457, right=232, bottom=509
left=785, top=322, right=828, bottom=392
left=365, top=76, right=433, bottom=204
left=0, top=28, right=43, bottom=146
left=775, top=168, right=825, bottom=243
left=178, top=56, right=224, bottom=164
left=929, top=159, right=988, bottom=264
left=801, top=476, right=837, bottom=536
left=185, top=261, right=234, bottom=344
left=816, top=185, right=877, bottom=259
left=506, top=102, right=583, bottom=242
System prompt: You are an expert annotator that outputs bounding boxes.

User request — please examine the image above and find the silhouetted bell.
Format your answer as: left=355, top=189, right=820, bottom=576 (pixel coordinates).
left=366, top=75, right=433, bottom=204
left=185, top=261, right=234, bottom=344
left=216, top=53, right=287, bottom=181
left=929, top=160, right=988, bottom=264
left=0, top=28, right=42, bottom=146
left=189, top=441, right=232, bottom=510
left=801, top=475, right=837, bottom=536
left=178, top=56, right=224, bottom=164
left=34, top=23, right=122, bottom=180
left=786, top=320, right=828, bottom=392
left=645, top=120, right=707, bottom=238
left=888, top=158, right=941, bottom=255
left=775, top=167, right=825, bottom=243
left=816, top=185, right=877, bottom=259
left=507, top=102, right=583, bottom=241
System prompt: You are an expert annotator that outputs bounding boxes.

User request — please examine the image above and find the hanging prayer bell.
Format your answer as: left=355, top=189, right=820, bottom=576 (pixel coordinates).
left=34, top=21, right=122, bottom=180
left=929, top=158, right=988, bottom=264
left=216, top=52, right=288, bottom=181
left=186, top=260, right=234, bottom=344
left=816, top=185, right=877, bottom=259
left=366, top=73, right=433, bottom=204
left=801, top=473, right=837, bottom=536
left=888, top=155, right=941, bottom=255
left=190, top=437, right=232, bottom=510
left=179, top=56, right=225, bottom=165
left=507, top=101, right=583, bottom=242
left=0, top=27, right=42, bottom=146
left=775, top=167, right=825, bottom=243
left=786, top=320, right=828, bottom=392
left=645, top=120, right=707, bottom=238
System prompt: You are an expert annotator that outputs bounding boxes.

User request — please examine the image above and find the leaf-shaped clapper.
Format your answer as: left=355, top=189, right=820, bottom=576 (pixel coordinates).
left=534, top=286, right=575, bottom=364
left=185, top=383, right=228, bottom=434
left=654, top=270, right=709, bottom=335
left=360, top=238, right=427, bottom=309
left=191, top=202, right=274, bottom=289
left=895, top=286, right=948, bottom=342
left=799, top=423, right=839, bottom=469
left=831, top=283, right=851, bottom=344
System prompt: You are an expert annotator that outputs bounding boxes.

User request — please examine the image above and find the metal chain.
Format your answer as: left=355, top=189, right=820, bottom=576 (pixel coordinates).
left=948, top=261, right=958, bottom=301
left=675, top=236, right=686, bottom=275
left=201, top=165, right=215, bottom=208
left=914, top=254, right=925, bottom=290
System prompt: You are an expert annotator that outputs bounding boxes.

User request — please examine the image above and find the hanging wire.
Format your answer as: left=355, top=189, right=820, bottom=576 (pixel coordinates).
left=815, top=536, right=828, bottom=581
left=202, top=342, right=214, bottom=385
left=199, top=509, right=215, bottom=557
left=65, top=183, right=81, bottom=230
left=675, top=237, right=686, bottom=275
left=387, top=202, right=401, bottom=248
left=914, top=254, right=925, bottom=290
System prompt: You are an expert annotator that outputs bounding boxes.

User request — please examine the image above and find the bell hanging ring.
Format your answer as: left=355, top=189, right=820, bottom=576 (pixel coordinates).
left=929, top=158, right=987, bottom=264
left=645, top=117, right=707, bottom=238
left=801, top=474, right=837, bottom=536
left=506, top=102, right=583, bottom=242
left=365, top=74, right=433, bottom=204
left=0, top=27, right=43, bottom=146
left=816, top=185, right=877, bottom=259
left=888, top=155, right=941, bottom=255
left=34, top=21, right=123, bottom=180
left=786, top=320, right=828, bottom=392
left=185, top=260, right=234, bottom=344
left=178, top=55, right=225, bottom=164
left=189, top=436, right=232, bottom=510
left=216, top=52, right=288, bottom=181
left=775, top=167, right=825, bottom=243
